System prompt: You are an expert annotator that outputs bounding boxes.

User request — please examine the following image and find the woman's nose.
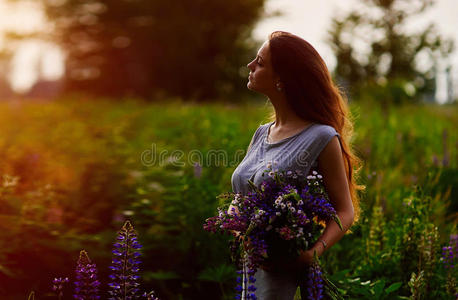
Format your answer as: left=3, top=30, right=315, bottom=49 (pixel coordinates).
left=247, top=60, right=255, bottom=70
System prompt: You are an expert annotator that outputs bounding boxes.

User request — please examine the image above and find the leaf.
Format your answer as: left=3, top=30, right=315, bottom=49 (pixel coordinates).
left=143, top=270, right=180, bottom=280
left=328, top=268, right=351, bottom=281
left=351, top=285, right=373, bottom=298
left=385, top=282, right=402, bottom=294
left=197, top=264, right=236, bottom=282
left=372, top=279, right=385, bottom=300
left=247, top=179, right=260, bottom=194
left=333, top=215, right=344, bottom=230
left=322, top=273, right=346, bottom=300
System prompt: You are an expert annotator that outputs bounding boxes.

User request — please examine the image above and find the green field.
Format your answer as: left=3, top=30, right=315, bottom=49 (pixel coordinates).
left=0, top=97, right=456, bottom=299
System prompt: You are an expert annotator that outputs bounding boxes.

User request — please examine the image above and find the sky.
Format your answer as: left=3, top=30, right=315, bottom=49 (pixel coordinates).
left=0, top=0, right=457, bottom=102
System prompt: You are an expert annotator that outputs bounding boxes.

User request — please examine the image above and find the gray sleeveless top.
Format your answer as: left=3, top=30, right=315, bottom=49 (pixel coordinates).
left=231, top=121, right=341, bottom=299
left=231, top=121, right=340, bottom=196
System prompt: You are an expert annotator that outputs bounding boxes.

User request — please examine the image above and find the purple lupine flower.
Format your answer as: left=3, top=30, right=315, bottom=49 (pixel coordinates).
left=108, top=220, right=143, bottom=300
left=442, top=234, right=457, bottom=270
left=247, top=268, right=257, bottom=300
left=442, top=246, right=454, bottom=269
left=73, top=250, right=101, bottom=300
left=306, top=262, right=323, bottom=300
left=235, top=267, right=257, bottom=300
left=52, top=277, right=69, bottom=300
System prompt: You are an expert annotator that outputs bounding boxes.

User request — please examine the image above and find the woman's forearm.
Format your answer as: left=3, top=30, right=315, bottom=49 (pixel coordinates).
left=311, top=209, right=354, bottom=256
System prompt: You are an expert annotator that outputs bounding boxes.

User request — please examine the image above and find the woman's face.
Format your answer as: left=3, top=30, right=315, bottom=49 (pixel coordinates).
left=247, top=41, right=279, bottom=95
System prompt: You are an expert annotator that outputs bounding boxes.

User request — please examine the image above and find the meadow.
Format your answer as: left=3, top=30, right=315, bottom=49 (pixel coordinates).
left=0, top=96, right=456, bottom=299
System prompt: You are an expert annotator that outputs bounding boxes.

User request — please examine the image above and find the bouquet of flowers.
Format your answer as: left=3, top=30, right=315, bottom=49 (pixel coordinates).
left=204, top=164, right=344, bottom=300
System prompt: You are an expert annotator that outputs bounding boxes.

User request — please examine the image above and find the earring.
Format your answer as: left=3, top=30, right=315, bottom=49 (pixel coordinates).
left=276, top=83, right=283, bottom=92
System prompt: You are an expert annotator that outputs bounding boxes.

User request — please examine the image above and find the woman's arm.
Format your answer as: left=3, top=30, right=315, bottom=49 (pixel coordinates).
left=298, top=135, right=355, bottom=265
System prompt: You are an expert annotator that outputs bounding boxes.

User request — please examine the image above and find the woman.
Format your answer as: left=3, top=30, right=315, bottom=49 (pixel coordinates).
left=229, top=31, right=364, bottom=299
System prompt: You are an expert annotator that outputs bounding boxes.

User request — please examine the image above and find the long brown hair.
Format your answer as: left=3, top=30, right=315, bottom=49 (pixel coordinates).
left=268, top=31, right=365, bottom=222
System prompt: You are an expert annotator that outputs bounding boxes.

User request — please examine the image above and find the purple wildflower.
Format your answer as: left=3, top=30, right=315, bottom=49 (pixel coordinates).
left=442, top=234, right=457, bottom=270
left=306, top=262, right=323, bottom=300
left=108, top=220, right=143, bottom=300
left=73, top=250, right=101, bottom=300
left=52, top=277, right=69, bottom=300
left=442, top=246, right=454, bottom=269
left=300, top=190, right=336, bottom=220
left=235, top=264, right=257, bottom=300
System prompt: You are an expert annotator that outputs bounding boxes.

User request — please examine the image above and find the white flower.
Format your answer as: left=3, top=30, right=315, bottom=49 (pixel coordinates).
left=312, top=170, right=318, bottom=175
left=258, top=209, right=265, bottom=215
left=306, top=175, right=314, bottom=179
left=297, top=210, right=303, bottom=214
left=231, top=200, right=239, bottom=205
left=276, top=212, right=281, bottom=216
left=298, top=200, right=304, bottom=205
left=286, top=201, right=292, bottom=207
left=267, top=163, right=272, bottom=169
left=290, top=207, right=296, bottom=213
left=268, top=171, right=274, bottom=177
left=317, top=175, right=323, bottom=179
left=281, top=203, right=286, bottom=209
left=287, top=171, right=293, bottom=175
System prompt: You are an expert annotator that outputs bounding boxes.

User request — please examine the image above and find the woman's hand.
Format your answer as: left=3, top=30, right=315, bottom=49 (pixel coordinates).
left=296, top=248, right=317, bottom=267
left=260, top=243, right=324, bottom=273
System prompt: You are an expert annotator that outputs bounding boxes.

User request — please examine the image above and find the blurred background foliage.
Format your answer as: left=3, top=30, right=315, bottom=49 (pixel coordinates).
left=328, top=0, right=454, bottom=104
left=5, top=0, right=268, bottom=100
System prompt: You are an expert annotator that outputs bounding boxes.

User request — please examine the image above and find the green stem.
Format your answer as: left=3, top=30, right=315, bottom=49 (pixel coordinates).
left=123, top=232, right=130, bottom=300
